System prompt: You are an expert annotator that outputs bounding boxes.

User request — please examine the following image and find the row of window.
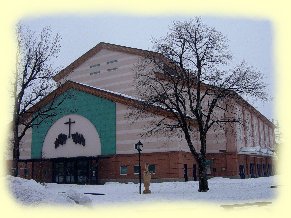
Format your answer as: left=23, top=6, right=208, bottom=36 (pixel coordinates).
left=120, top=164, right=156, bottom=175
left=89, top=59, right=118, bottom=69
left=89, top=68, right=119, bottom=77
left=90, top=60, right=118, bottom=76
left=89, top=68, right=118, bottom=76
left=89, top=60, right=118, bottom=76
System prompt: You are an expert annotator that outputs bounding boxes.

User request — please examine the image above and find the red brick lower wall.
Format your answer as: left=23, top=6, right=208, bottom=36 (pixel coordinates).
left=10, top=151, right=274, bottom=184
left=98, top=151, right=274, bottom=182
left=98, top=151, right=186, bottom=183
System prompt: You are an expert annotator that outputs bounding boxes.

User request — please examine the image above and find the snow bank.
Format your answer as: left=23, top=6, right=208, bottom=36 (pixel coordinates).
left=7, top=176, right=89, bottom=206
left=7, top=175, right=276, bottom=206
left=66, top=189, right=92, bottom=206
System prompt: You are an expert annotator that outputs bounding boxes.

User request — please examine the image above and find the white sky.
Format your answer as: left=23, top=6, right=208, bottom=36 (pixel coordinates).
left=21, top=14, right=275, bottom=120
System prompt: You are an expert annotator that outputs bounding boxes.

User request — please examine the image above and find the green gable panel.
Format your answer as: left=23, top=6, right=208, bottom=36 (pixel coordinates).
left=31, top=89, right=116, bottom=158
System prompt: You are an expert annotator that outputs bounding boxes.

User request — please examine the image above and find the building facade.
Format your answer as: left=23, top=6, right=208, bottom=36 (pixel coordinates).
left=11, top=42, right=275, bottom=184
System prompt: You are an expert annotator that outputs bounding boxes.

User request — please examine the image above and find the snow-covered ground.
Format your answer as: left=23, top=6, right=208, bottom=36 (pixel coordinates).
left=8, top=175, right=277, bottom=206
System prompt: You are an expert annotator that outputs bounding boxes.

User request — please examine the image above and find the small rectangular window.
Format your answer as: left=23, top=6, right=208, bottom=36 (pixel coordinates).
left=24, top=168, right=29, bottom=177
left=107, top=60, right=118, bottom=64
left=120, top=166, right=128, bottom=175
left=148, top=164, right=156, bottom=174
left=89, top=71, right=100, bottom=76
left=206, top=165, right=211, bottom=175
left=107, top=67, right=118, bottom=72
left=90, top=63, right=100, bottom=68
left=134, top=165, right=140, bottom=174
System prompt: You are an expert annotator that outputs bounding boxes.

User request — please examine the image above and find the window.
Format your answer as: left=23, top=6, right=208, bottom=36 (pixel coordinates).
left=134, top=164, right=156, bottom=174
left=107, top=67, right=118, bottom=72
left=107, top=60, right=118, bottom=64
left=205, top=160, right=212, bottom=175
left=148, top=164, right=156, bottom=174
left=89, top=71, right=100, bottom=76
left=120, top=166, right=128, bottom=175
left=134, top=165, right=140, bottom=174
left=22, top=168, right=29, bottom=178
left=206, top=166, right=211, bottom=174
left=90, top=63, right=100, bottom=68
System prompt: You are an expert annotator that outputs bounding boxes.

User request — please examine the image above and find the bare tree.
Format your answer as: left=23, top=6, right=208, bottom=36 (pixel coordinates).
left=134, top=18, right=268, bottom=192
left=11, top=25, right=62, bottom=176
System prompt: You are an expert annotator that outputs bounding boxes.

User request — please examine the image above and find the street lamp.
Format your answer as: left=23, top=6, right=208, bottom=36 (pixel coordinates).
left=135, top=140, right=143, bottom=194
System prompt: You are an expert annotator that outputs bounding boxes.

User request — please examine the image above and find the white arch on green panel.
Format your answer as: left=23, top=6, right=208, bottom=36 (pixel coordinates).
left=31, top=89, right=116, bottom=158
left=42, top=114, right=101, bottom=158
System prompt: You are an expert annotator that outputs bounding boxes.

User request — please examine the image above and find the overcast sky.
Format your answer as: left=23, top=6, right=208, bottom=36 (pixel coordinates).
left=21, top=14, right=275, bottom=120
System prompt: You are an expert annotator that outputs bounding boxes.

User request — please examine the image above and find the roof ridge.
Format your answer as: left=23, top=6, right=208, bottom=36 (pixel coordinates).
left=53, top=42, right=157, bottom=82
left=99, top=41, right=153, bottom=53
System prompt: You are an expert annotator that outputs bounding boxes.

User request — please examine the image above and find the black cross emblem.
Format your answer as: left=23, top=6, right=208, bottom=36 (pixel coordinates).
left=64, top=118, right=75, bottom=138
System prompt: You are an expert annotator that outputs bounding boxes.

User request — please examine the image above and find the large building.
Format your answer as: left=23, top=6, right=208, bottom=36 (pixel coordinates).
left=12, top=42, right=275, bottom=184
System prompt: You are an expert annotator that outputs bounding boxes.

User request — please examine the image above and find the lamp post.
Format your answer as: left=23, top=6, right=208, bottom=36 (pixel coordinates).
left=135, top=140, right=143, bottom=194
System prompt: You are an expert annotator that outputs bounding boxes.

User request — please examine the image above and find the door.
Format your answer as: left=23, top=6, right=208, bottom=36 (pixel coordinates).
left=250, top=163, right=255, bottom=178
left=53, top=158, right=95, bottom=184
left=257, top=164, right=261, bottom=177
left=193, top=164, right=197, bottom=181
left=77, top=160, right=89, bottom=184
left=184, top=164, right=188, bottom=182
left=89, top=159, right=98, bottom=184
left=65, top=161, right=76, bottom=183
left=267, top=164, right=272, bottom=176
left=54, top=162, right=65, bottom=183
left=239, top=165, right=245, bottom=179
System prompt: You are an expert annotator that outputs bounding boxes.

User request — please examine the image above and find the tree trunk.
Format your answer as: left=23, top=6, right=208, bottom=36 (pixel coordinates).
left=12, top=138, right=19, bottom=177
left=198, top=134, right=209, bottom=192
left=12, top=102, right=20, bottom=177
left=198, top=158, right=209, bottom=192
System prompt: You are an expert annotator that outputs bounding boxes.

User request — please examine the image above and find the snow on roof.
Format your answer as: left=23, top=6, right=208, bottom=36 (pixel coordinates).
left=73, top=81, right=144, bottom=102
left=238, top=146, right=275, bottom=157
left=73, top=81, right=195, bottom=120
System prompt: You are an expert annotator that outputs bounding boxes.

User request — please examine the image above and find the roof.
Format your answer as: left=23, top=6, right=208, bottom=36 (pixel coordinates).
left=28, top=80, right=194, bottom=125
left=52, top=42, right=274, bottom=128
left=53, top=42, right=159, bottom=82
left=155, top=72, right=275, bottom=128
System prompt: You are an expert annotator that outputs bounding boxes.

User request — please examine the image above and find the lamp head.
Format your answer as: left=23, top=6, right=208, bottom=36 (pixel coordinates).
left=135, top=140, right=143, bottom=151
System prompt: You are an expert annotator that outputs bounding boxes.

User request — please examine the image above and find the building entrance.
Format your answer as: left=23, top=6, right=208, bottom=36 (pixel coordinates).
left=52, top=157, right=98, bottom=184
